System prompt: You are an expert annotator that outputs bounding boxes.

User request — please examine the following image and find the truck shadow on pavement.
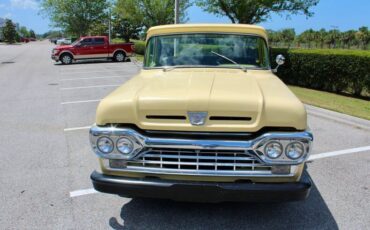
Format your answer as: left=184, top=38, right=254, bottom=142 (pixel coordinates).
left=54, top=59, right=131, bottom=66
left=108, top=181, right=338, bottom=230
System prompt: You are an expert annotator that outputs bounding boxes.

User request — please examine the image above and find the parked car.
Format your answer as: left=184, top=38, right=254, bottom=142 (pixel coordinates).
left=50, top=38, right=60, bottom=44
left=51, top=36, right=134, bottom=64
left=20, top=37, right=29, bottom=43
left=56, top=38, right=71, bottom=45
left=89, top=24, right=314, bottom=202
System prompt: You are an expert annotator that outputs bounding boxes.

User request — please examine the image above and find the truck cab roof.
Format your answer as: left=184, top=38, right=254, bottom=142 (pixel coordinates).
left=146, top=24, right=268, bottom=41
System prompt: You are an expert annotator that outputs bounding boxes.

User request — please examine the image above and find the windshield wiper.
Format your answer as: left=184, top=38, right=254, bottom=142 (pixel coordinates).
left=162, top=65, right=208, bottom=72
left=211, top=51, right=247, bottom=72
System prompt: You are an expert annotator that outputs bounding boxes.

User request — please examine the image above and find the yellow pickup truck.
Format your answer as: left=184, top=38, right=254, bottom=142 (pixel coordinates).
left=89, top=24, right=313, bottom=202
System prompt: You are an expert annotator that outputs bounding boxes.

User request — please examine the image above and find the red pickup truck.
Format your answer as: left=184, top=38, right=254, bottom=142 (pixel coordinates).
left=51, top=36, right=134, bottom=64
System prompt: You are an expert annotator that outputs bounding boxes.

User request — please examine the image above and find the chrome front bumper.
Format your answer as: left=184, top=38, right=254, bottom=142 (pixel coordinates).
left=90, top=125, right=313, bottom=177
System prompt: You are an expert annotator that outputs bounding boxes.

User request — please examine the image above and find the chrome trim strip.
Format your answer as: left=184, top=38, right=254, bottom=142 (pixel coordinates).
left=90, top=125, right=313, bottom=165
left=145, top=130, right=253, bottom=136
left=102, top=159, right=298, bottom=177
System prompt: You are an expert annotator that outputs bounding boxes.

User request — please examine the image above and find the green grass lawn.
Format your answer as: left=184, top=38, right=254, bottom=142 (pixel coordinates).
left=289, top=86, right=370, bottom=120
left=132, top=54, right=144, bottom=62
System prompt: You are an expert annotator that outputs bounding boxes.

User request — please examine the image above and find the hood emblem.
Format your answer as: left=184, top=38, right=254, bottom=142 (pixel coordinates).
left=188, top=112, right=208, bottom=126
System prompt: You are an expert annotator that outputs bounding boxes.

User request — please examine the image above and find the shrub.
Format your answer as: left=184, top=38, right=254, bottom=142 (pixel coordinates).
left=133, top=40, right=146, bottom=55
left=271, top=48, right=370, bottom=97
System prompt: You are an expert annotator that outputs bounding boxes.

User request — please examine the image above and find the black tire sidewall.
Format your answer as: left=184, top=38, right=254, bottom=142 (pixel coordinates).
left=114, top=52, right=126, bottom=62
left=60, top=54, right=72, bottom=65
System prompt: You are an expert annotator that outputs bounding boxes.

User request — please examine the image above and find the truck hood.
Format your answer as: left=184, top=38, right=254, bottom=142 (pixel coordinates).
left=96, top=69, right=307, bottom=132
left=56, top=44, right=73, bottom=49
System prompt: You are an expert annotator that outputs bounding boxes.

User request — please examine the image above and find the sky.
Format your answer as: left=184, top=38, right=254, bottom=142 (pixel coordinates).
left=0, top=0, right=369, bottom=34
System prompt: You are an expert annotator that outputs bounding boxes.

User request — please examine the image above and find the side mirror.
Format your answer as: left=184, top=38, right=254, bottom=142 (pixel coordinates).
left=273, top=54, right=285, bottom=73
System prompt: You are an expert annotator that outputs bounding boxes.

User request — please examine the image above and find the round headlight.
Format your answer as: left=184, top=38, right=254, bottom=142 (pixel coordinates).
left=117, top=137, right=134, bottom=155
left=285, top=142, right=305, bottom=159
left=97, top=137, right=114, bottom=153
left=264, top=141, right=283, bottom=159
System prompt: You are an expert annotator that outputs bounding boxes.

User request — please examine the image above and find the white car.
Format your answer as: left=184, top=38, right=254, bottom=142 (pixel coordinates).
left=56, top=38, right=72, bottom=45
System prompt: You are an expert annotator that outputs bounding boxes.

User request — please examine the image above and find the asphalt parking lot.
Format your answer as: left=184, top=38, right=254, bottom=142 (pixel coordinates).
left=0, top=41, right=369, bottom=230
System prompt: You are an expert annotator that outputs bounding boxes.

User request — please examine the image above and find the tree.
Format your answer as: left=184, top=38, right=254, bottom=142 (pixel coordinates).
left=115, top=0, right=191, bottom=30
left=355, top=26, right=369, bottom=50
left=42, top=30, right=63, bottom=39
left=195, top=0, right=319, bottom=24
left=325, top=29, right=340, bottom=48
left=299, top=29, right=315, bottom=48
left=280, top=28, right=295, bottom=48
left=40, top=0, right=109, bottom=37
left=90, top=21, right=109, bottom=36
left=112, top=14, right=142, bottom=42
left=317, top=28, right=326, bottom=48
left=29, top=30, right=36, bottom=38
left=340, top=30, right=356, bottom=49
left=2, top=19, right=17, bottom=43
left=19, top=26, right=30, bottom=38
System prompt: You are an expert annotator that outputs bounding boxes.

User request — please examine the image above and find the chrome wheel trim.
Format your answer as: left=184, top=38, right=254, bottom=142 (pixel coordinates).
left=115, top=53, right=125, bottom=62
left=62, top=55, right=71, bottom=64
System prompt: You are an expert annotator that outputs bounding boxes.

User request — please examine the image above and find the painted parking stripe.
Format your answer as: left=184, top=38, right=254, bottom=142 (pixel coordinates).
left=61, top=99, right=101, bottom=105
left=60, top=76, right=124, bottom=81
left=70, top=188, right=98, bottom=197
left=61, top=70, right=126, bottom=75
left=69, top=145, right=370, bottom=198
left=60, top=84, right=120, bottom=90
left=64, top=126, right=91, bottom=132
left=308, top=145, right=370, bottom=160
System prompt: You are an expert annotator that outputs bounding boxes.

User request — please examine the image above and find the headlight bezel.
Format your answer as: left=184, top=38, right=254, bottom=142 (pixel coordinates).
left=96, top=136, right=114, bottom=154
left=116, top=137, right=135, bottom=156
left=255, top=137, right=311, bottom=165
left=264, top=141, right=283, bottom=159
left=285, top=142, right=305, bottom=159
left=90, top=128, right=143, bottom=160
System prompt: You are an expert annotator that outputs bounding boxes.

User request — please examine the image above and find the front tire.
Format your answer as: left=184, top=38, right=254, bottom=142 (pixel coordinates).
left=60, top=53, right=73, bottom=65
left=114, top=51, right=126, bottom=62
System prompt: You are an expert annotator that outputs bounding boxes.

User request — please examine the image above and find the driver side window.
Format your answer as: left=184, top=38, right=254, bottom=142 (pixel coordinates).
left=80, top=38, right=92, bottom=47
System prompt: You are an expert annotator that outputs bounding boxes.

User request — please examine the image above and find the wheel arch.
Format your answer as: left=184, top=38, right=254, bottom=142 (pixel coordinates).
left=59, top=50, right=74, bottom=59
left=112, top=49, right=127, bottom=57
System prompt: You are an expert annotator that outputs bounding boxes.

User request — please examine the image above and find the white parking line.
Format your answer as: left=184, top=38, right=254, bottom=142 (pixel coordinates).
left=308, top=145, right=370, bottom=160
left=60, top=66, right=124, bottom=71
left=60, top=76, right=124, bottom=81
left=61, top=70, right=126, bottom=75
left=70, top=188, right=98, bottom=197
left=61, top=99, right=101, bottom=105
left=64, top=126, right=91, bottom=132
left=69, top=145, right=370, bottom=198
left=60, top=85, right=120, bottom=90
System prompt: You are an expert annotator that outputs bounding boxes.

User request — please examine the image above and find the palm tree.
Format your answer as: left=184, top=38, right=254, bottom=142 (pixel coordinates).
left=355, top=26, right=369, bottom=50
left=340, top=30, right=356, bottom=49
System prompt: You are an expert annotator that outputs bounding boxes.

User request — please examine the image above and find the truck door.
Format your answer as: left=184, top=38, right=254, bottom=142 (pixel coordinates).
left=75, top=38, right=93, bottom=59
left=91, top=37, right=108, bottom=58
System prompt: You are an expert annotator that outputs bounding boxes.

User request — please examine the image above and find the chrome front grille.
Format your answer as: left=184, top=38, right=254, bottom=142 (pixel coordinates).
left=109, top=148, right=273, bottom=176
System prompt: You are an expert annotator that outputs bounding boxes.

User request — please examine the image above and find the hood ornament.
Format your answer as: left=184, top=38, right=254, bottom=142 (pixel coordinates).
left=188, top=112, right=208, bottom=126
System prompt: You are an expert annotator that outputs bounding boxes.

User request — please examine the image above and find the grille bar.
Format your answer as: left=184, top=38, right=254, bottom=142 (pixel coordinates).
left=117, top=148, right=273, bottom=176
left=143, top=153, right=256, bottom=161
left=135, top=160, right=264, bottom=167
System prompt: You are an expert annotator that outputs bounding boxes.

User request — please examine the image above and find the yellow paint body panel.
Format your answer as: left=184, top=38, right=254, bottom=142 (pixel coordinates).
left=96, top=69, right=307, bottom=132
left=95, top=24, right=307, bottom=182
left=146, top=24, right=269, bottom=41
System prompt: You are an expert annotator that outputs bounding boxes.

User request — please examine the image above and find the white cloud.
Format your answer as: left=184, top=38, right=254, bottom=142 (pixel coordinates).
left=10, top=0, right=39, bottom=10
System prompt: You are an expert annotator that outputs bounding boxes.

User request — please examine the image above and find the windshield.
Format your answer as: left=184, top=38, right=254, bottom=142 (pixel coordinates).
left=144, top=33, right=270, bottom=69
left=71, top=39, right=81, bottom=46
